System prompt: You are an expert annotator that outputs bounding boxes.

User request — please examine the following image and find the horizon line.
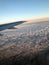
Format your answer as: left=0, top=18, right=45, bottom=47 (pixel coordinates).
left=0, top=16, right=49, bottom=25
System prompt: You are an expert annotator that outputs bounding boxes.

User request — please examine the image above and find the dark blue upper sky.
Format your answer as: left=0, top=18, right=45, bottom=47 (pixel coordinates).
left=0, top=0, right=49, bottom=23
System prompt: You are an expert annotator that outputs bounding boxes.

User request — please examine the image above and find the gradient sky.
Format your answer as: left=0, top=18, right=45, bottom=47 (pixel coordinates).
left=0, top=0, right=49, bottom=24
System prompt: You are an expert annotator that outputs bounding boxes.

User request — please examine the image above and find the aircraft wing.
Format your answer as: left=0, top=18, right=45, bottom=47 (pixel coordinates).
left=0, top=21, right=26, bottom=31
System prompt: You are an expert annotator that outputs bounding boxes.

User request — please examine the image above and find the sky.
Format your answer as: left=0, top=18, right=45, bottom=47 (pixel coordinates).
left=0, top=0, right=49, bottom=24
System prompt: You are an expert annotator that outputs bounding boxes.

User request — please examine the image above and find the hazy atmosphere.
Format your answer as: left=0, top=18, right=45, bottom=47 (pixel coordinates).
left=0, top=0, right=49, bottom=24
left=0, top=0, right=49, bottom=65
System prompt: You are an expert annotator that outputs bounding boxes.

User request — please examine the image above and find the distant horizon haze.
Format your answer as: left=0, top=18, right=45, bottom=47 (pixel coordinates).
left=0, top=16, right=49, bottom=25
left=0, top=0, right=49, bottom=24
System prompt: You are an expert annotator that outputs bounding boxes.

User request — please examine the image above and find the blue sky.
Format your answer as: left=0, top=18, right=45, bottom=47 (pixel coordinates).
left=0, top=0, right=49, bottom=23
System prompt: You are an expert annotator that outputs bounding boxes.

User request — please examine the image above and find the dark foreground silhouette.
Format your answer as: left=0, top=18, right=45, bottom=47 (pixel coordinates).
left=0, top=21, right=26, bottom=31
left=0, top=47, right=49, bottom=65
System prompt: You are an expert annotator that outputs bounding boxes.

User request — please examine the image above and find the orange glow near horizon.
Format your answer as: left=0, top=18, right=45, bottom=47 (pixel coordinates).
left=0, top=16, right=49, bottom=25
